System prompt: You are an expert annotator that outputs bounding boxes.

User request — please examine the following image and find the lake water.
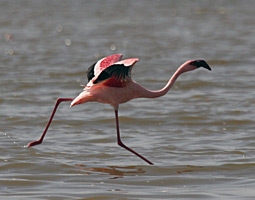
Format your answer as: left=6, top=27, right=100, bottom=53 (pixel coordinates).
left=1, top=0, right=255, bottom=199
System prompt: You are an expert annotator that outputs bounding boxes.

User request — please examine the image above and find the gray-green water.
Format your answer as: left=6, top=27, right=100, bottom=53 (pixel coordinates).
left=1, top=1, right=255, bottom=199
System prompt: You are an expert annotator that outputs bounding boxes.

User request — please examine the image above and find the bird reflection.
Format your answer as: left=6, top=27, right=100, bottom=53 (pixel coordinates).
left=75, top=164, right=146, bottom=179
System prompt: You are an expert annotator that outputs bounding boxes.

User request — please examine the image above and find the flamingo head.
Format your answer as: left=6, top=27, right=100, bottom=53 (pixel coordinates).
left=190, top=59, right=211, bottom=71
left=179, top=59, right=211, bottom=74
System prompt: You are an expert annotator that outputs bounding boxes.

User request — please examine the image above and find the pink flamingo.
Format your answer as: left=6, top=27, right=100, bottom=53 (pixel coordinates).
left=27, top=54, right=211, bottom=165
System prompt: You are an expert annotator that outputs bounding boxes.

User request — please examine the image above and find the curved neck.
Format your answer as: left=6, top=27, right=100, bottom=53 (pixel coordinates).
left=136, top=63, right=194, bottom=99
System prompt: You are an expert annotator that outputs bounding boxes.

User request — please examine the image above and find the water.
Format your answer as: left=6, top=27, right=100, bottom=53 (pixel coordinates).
left=1, top=0, right=255, bottom=199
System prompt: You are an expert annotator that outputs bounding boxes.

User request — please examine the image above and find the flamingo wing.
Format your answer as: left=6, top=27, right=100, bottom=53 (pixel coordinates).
left=87, top=54, right=123, bottom=82
left=94, top=58, right=139, bottom=86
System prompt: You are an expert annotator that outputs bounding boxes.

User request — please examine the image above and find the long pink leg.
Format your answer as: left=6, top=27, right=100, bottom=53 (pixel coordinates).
left=114, top=110, right=154, bottom=165
left=27, top=98, right=73, bottom=147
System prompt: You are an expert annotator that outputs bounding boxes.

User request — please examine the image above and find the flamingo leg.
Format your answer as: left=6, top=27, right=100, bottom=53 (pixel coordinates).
left=26, top=98, right=73, bottom=148
left=114, top=110, right=154, bottom=165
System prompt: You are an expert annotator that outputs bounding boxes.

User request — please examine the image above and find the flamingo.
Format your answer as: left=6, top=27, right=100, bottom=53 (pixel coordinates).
left=27, top=54, right=211, bottom=165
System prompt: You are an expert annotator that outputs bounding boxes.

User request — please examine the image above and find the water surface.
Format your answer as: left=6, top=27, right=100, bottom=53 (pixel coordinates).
left=1, top=1, right=255, bottom=199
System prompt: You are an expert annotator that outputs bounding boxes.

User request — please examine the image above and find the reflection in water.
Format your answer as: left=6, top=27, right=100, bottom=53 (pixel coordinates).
left=75, top=164, right=146, bottom=179
left=176, top=165, right=204, bottom=174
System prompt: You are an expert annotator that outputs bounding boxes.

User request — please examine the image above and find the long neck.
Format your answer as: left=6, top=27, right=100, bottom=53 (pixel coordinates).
left=136, top=63, right=193, bottom=99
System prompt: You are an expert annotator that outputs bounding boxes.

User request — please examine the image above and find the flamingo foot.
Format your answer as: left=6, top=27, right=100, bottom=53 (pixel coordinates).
left=26, top=140, right=42, bottom=148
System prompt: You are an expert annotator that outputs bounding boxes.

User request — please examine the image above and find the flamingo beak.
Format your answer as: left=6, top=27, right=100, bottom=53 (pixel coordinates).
left=191, top=60, right=211, bottom=71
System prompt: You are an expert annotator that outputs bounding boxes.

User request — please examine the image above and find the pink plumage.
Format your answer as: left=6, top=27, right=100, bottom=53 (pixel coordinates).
left=27, top=54, right=211, bottom=165
left=92, top=54, right=123, bottom=83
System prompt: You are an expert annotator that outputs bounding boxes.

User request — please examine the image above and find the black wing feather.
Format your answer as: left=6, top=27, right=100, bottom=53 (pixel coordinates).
left=94, top=64, right=131, bottom=84
left=87, top=62, right=96, bottom=82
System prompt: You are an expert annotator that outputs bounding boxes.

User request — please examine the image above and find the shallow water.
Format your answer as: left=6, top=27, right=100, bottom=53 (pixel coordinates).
left=1, top=0, right=255, bottom=199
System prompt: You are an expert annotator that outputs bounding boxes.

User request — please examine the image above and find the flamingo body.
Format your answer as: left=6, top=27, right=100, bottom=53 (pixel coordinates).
left=27, top=54, right=211, bottom=165
left=71, top=55, right=141, bottom=109
left=70, top=55, right=211, bottom=109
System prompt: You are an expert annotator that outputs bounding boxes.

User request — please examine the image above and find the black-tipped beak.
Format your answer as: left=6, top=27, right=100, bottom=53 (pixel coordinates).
left=191, top=60, right=212, bottom=71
